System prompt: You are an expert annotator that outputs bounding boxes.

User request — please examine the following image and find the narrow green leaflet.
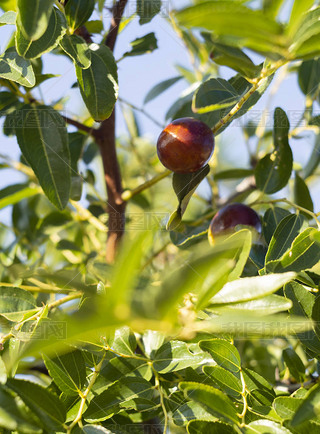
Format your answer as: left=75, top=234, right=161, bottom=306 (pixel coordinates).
left=0, top=10, right=16, bottom=25
left=304, top=133, right=320, bottom=178
left=214, top=168, right=253, bottom=180
left=192, top=78, right=240, bottom=113
left=282, top=348, right=305, bottom=383
left=273, top=396, right=304, bottom=420
left=152, top=341, right=208, bottom=374
left=84, top=377, right=153, bottom=422
left=255, top=108, right=293, bottom=194
left=265, top=214, right=305, bottom=263
left=15, top=104, right=71, bottom=210
left=293, top=172, right=314, bottom=215
left=215, top=294, right=292, bottom=315
left=199, top=339, right=241, bottom=373
left=107, top=326, right=137, bottom=356
left=268, top=228, right=320, bottom=273
left=7, top=378, right=66, bottom=431
left=0, top=183, right=40, bottom=210
left=262, top=207, right=291, bottom=244
left=291, top=384, right=320, bottom=426
left=209, top=273, right=296, bottom=305
left=226, top=229, right=252, bottom=281
left=60, top=34, right=91, bottom=69
left=99, top=357, right=152, bottom=386
left=122, top=32, right=158, bottom=58
left=64, top=0, right=95, bottom=32
left=16, top=7, right=67, bottom=59
left=144, top=76, right=182, bottom=104
left=287, top=0, right=315, bottom=37
left=290, top=7, right=320, bottom=58
left=68, top=132, right=86, bottom=201
left=43, top=349, right=86, bottom=396
left=0, top=385, right=42, bottom=433
left=0, top=358, right=6, bottom=384
left=17, top=0, right=54, bottom=40
left=0, top=47, right=35, bottom=87
left=203, top=365, right=242, bottom=397
left=298, top=59, right=320, bottom=97
left=188, top=420, right=238, bottom=434
left=180, top=382, right=239, bottom=424
left=173, top=401, right=216, bottom=426
left=167, top=165, right=210, bottom=230
left=137, top=0, right=161, bottom=24
left=76, top=43, right=118, bottom=121
left=175, top=2, right=284, bottom=56
left=245, top=420, right=292, bottom=433
left=74, top=426, right=111, bottom=434
left=0, top=287, right=36, bottom=321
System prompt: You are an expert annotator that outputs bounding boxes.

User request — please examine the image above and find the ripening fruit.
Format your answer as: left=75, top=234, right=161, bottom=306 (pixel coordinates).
left=209, top=203, right=261, bottom=244
left=157, top=117, right=215, bottom=173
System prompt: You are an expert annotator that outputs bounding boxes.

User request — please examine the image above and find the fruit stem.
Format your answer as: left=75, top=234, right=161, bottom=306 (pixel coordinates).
left=122, top=169, right=171, bottom=201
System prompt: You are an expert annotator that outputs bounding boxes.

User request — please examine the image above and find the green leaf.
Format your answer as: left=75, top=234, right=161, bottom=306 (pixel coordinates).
left=188, top=420, right=237, bottom=434
left=245, top=420, right=292, bottom=433
left=15, top=104, right=71, bottom=210
left=59, top=34, right=91, bottom=69
left=255, top=107, right=293, bottom=194
left=173, top=401, right=216, bottom=426
left=180, top=382, right=239, bottom=424
left=123, top=32, right=158, bottom=58
left=99, top=357, right=152, bottom=386
left=0, top=286, right=36, bottom=321
left=207, top=40, right=261, bottom=79
left=74, top=426, right=111, bottom=434
left=203, top=365, right=242, bottom=397
left=175, top=2, right=285, bottom=56
left=16, top=7, right=67, bottom=59
left=298, top=58, right=320, bottom=97
left=291, top=384, right=320, bottom=426
left=0, top=385, right=42, bottom=433
left=304, top=133, right=320, bottom=178
left=0, top=47, right=35, bottom=87
left=209, top=272, right=296, bottom=305
left=0, top=358, right=6, bottom=384
left=243, top=367, right=275, bottom=405
left=0, top=183, right=40, bottom=210
left=64, top=0, right=95, bottom=32
left=214, top=168, right=253, bottom=180
left=192, top=78, right=240, bottom=114
left=290, top=7, right=320, bottom=58
left=263, top=0, right=285, bottom=19
left=167, top=165, right=210, bottom=230
left=287, top=0, right=315, bottom=37
left=265, top=214, right=305, bottom=263
left=68, top=132, right=86, bottom=201
left=293, top=172, right=314, bottom=216
left=17, top=0, right=54, bottom=40
left=199, top=339, right=241, bottom=373
left=283, top=348, right=306, bottom=383
left=262, top=207, right=291, bottom=245
left=7, top=378, right=66, bottom=431
left=144, top=76, right=182, bottom=104
left=284, top=281, right=315, bottom=318
left=137, top=0, right=161, bottom=25
left=84, top=377, right=154, bottom=422
left=0, top=10, right=15, bottom=25
left=76, top=43, right=118, bottom=121
left=43, top=349, right=86, bottom=396
left=273, top=396, right=303, bottom=420
left=152, top=341, right=208, bottom=374
left=215, top=294, right=292, bottom=315
left=269, top=228, right=320, bottom=273
left=107, top=326, right=137, bottom=356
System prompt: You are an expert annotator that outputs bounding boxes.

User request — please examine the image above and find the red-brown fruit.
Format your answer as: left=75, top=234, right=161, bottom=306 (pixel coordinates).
left=209, top=203, right=261, bottom=243
left=157, top=117, right=215, bottom=173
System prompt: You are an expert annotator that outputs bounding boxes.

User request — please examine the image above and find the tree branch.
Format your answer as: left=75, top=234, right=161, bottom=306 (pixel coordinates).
left=95, top=0, right=128, bottom=263
left=62, top=115, right=97, bottom=136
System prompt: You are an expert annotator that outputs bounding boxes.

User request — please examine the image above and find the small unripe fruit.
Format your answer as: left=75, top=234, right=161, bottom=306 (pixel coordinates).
left=209, top=203, right=261, bottom=244
left=157, top=117, right=215, bottom=173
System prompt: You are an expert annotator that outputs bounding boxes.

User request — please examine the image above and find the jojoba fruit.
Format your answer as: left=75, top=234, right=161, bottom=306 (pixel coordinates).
left=209, top=203, right=261, bottom=243
left=157, top=117, right=215, bottom=173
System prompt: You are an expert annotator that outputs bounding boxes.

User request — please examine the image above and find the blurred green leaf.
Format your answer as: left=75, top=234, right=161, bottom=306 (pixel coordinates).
left=192, top=78, right=240, bottom=114
left=137, top=0, right=161, bottom=25
left=262, top=207, right=291, bottom=245
left=293, top=172, right=314, bottom=216
left=144, top=76, right=182, bottom=104
left=245, top=420, right=292, bottom=433
left=282, top=348, right=305, bottom=383
left=188, top=420, right=237, bottom=434
left=298, top=58, right=320, bottom=97
left=0, top=184, right=40, bottom=210
left=255, top=108, right=293, bottom=194
left=214, top=168, right=253, bottom=180
left=122, top=32, right=158, bottom=58
left=0, top=287, right=36, bottom=321
left=214, top=294, right=292, bottom=315
left=0, top=10, right=15, bottom=25
left=291, top=384, right=320, bottom=426
left=273, top=396, right=303, bottom=420
left=287, top=0, right=315, bottom=37
left=303, top=133, right=320, bottom=179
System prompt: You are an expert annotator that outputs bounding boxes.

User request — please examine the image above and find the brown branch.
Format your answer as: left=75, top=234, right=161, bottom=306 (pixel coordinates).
left=95, top=0, right=128, bottom=263
left=62, top=115, right=97, bottom=136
